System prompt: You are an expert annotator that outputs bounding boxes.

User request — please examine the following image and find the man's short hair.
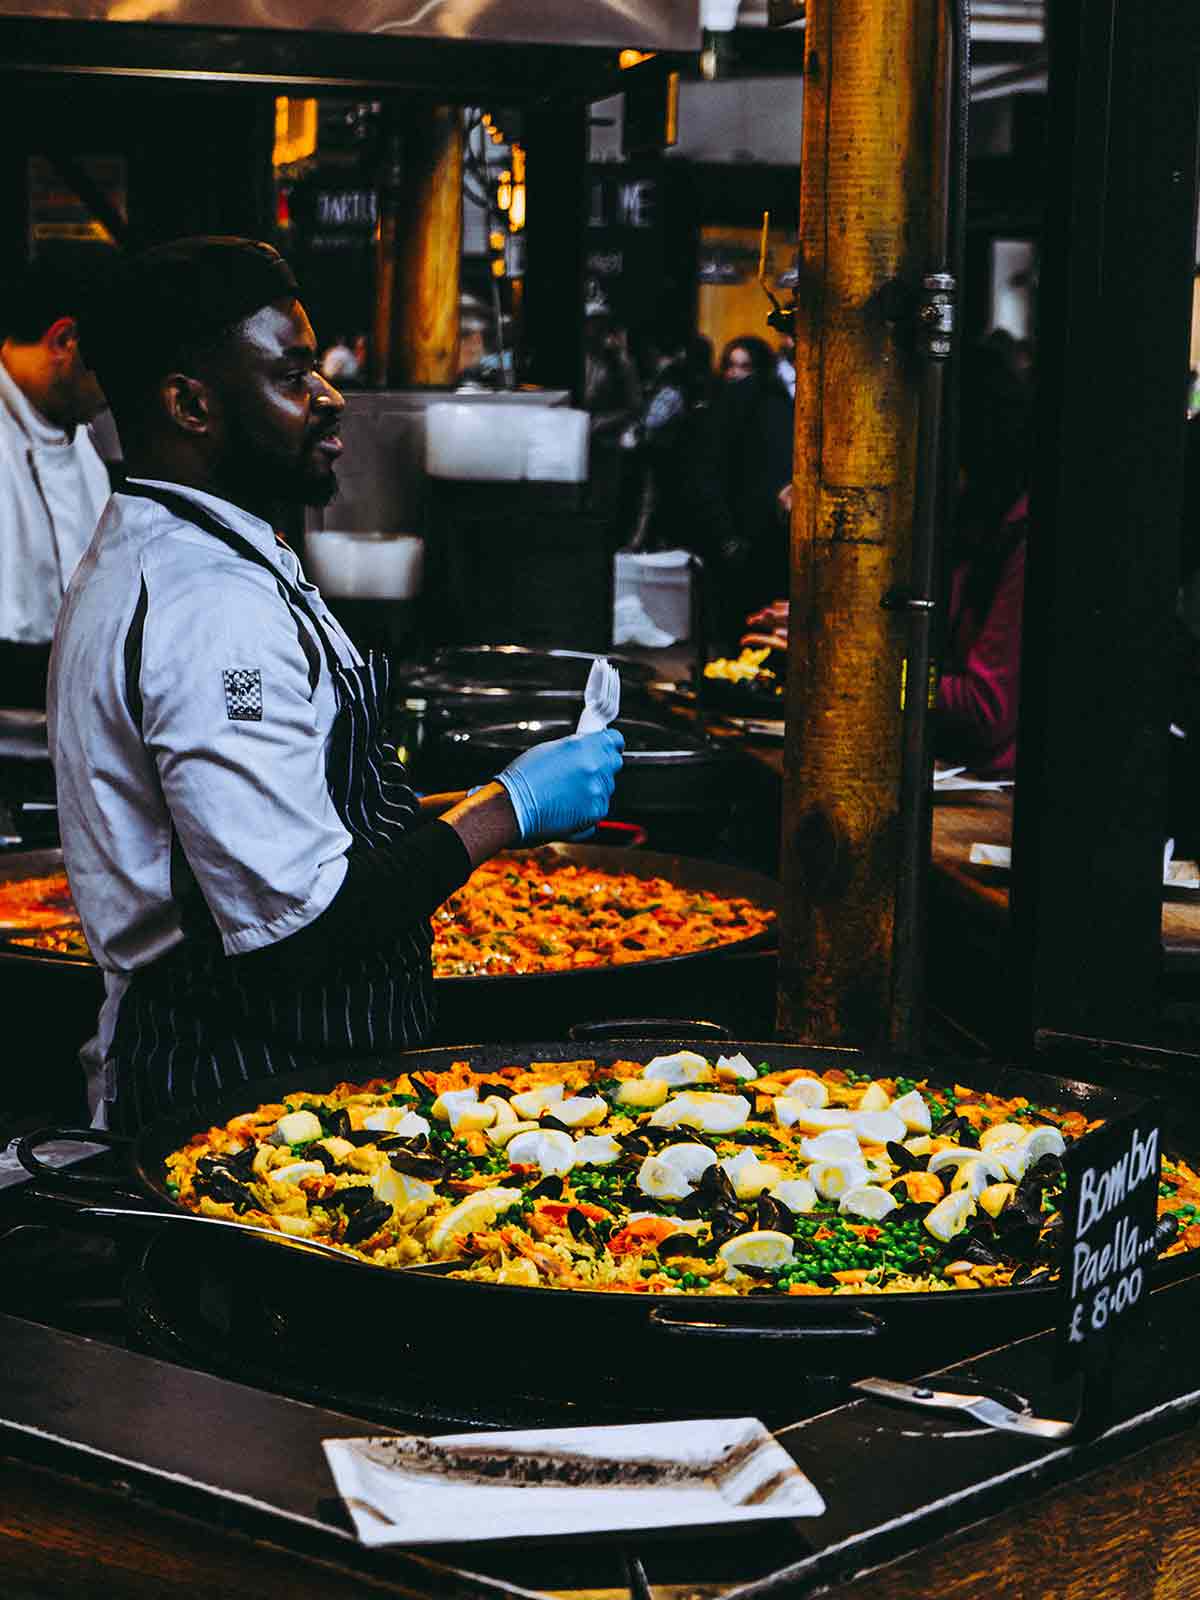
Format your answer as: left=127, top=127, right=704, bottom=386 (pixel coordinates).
left=0, top=252, right=117, bottom=344
left=77, top=236, right=299, bottom=424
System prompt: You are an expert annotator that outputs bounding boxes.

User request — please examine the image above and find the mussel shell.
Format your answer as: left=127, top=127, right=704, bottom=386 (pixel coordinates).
left=933, top=1113, right=978, bottom=1147
left=376, top=1132, right=429, bottom=1153
left=342, top=1199, right=394, bottom=1245
left=814, top=1272, right=841, bottom=1288
left=1155, top=1213, right=1181, bottom=1252
left=329, top=1184, right=375, bottom=1213
left=305, top=1144, right=338, bottom=1173
left=540, top=1115, right=575, bottom=1136
left=756, top=1194, right=792, bottom=1233
left=410, top=1075, right=438, bottom=1104
left=890, top=1200, right=932, bottom=1223
left=567, top=1207, right=596, bottom=1243
left=697, top=1162, right=738, bottom=1208
left=345, top=1128, right=393, bottom=1147
left=194, top=1168, right=256, bottom=1214
left=476, top=1081, right=513, bottom=1100
left=325, top=1108, right=352, bottom=1139
left=735, top=1262, right=783, bottom=1281
left=963, top=1237, right=1003, bottom=1266
left=1010, top=1262, right=1051, bottom=1287
left=529, top=1174, right=564, bottom=1200
left=886, top=1140, right=923, bottom=1173
left=388, top=1150, right=447, bottom=1181
left=658, top=1232, right=716, bottom=1261
left=673, top=1188, right=709, bottom=1220
left=708, top=1205, right=748, bottom=1246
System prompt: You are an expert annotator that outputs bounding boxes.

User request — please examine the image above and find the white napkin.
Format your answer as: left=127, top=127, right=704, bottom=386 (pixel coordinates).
left=323, top=1417, right=824, bottom=1549
left=968, top=842, right=1200, bottom=889
left=576, top=656, right=621, bottom=735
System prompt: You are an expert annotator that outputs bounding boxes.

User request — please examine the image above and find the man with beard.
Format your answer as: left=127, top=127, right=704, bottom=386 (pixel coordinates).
left=49, top=237, right=622, bottom=1130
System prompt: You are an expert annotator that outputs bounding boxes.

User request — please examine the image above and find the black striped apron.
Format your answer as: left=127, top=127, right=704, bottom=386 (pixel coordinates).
left=108, top=486, right=434, bottom=1132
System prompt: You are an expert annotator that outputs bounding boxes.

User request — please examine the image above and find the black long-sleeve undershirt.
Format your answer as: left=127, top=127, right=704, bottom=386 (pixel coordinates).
left=231, top=818, right=471, bottom=983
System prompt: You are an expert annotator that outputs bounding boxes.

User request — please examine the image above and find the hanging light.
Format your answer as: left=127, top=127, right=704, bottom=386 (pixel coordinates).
left=508, top=183, right=526, bottom=231
left=496, top=170, right=512, bottom=211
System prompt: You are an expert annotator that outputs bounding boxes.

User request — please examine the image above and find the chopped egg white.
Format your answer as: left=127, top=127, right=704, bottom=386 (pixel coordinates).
left=550, top=1095, right=608, bottom=1128
left=318, top=1136, right=355, bottom=1163
left=857, top=1082, right=892, bottom=1112
left=487, top=1119, right=540, bottom=1148
left=510, top=1083, right=565, bottom=1119
left=807, top=1158, right=870, bottom=1200
left=720, top=1149, right=784, bottom=1199
left=642, top=1051, right=714, bottom=1086
left=799, top=1130, right=862, bottom=1163
left=770, top=1178, right=818, bottom=1215
left=850, top=1110, right=907, bottom=1145
left=648, top=1091, right=751, bottom=1134
left=482, top=1097, right=517, bottom=1129
left=373, top=1166, right=436, bottom=1213
left=949, top=1156, right=1008, bottom=1196
left=774, top=1102, right=853, bottom=1133
left=1021, top=1126, right=1067, bottom=1164
left=572, top=1134, right=622, bottom=1166
left=658, top=1143, right=718, bottom=1182
left=891, top=1091, right=932, bottom=1135
left=432, top=1087, right=478, bottom=1124
left=614, top=1078, right=670, bottom=1109
left=505, top=1129, right=576, bottom=1175
left=716, top=1052, right=758, bottom=1081
left=450, top=1100, right=497, bottom=1133
left=928, top=1146, right=989, bottom=1174
left=637, top=1154, right=694, bottom=1201
left=838, top=1184, right=899, bottom=1221
left=276, top=1110, right=323, bottom=1146
left=774, top=1076, right=828, bottom=1109
left=978, top=1121, right=1027, bottom=1151
left=268, top=1160, right=326, bottom=1186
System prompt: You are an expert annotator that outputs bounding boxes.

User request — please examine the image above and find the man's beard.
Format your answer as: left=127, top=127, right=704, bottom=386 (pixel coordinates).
left=221, top=405, right=340, bottom=512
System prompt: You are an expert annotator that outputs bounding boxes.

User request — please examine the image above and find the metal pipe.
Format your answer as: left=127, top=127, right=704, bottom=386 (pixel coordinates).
left=888, top=0, right=971, bottom=1055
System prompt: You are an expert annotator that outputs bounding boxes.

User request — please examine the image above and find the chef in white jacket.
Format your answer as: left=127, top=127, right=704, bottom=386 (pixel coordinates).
left=0, top=258, right=112, bottom=707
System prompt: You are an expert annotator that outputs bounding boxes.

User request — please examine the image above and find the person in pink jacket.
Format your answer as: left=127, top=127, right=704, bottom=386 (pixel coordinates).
left=935, top=341, right=1033, bottom=777
left=741, top=341, right=1033, bottom=778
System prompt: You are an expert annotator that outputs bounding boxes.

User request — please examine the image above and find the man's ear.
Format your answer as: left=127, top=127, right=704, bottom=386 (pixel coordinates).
left=43, top=316, right=78, bottom=361
left=161, top=372, right=213, bottom=437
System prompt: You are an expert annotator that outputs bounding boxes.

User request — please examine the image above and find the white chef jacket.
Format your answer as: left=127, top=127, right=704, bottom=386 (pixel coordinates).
left=48, top=479, right=362, bottom=1108
left=0, top=357, right=111, bottom=645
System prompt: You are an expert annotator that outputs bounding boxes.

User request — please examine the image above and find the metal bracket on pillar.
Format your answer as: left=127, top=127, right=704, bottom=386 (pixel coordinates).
left=917, top=271, right=956, bottom=361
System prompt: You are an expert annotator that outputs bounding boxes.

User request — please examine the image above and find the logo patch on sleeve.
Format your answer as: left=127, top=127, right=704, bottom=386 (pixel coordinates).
left=222, top=667, right=263, bottom=721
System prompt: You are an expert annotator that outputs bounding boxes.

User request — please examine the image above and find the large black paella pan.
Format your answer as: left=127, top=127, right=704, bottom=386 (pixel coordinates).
left=19, top=1036, right=1199, bottom=1396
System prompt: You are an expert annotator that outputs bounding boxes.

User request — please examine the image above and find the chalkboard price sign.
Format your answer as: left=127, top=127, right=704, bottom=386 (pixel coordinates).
left=1055, top=1106, right=1162, bottom=1377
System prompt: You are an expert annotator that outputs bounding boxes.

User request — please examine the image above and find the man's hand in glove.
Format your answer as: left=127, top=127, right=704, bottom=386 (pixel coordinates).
left=497, top=729, right=625, bottom=844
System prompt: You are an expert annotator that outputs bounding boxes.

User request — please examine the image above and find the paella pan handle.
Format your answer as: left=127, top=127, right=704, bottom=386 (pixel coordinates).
left=648, top=1304, right=884, bottom=1342
left=15, top=1126, right=134, bottom=1190
left=568, top=1018, right=733, bottom=1044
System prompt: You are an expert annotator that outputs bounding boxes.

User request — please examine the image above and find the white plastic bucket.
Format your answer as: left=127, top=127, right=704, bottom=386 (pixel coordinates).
left=305, top=532, right=424, bottom=600
left=614, top=549, right=693, bottom=643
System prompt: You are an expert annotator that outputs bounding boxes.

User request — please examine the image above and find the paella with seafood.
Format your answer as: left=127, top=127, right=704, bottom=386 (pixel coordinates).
left=1, top=855, right=774, bottom=975
left=166, top=1053, right=1200, bottom=1296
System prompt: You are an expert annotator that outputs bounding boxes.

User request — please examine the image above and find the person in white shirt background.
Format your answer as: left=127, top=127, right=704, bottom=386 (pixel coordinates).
left=0, top=258, right=113, bottom=707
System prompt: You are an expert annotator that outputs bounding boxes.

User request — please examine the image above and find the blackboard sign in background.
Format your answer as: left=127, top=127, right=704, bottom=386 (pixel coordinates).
left=1055, top=1104, right=1162, bottom=1380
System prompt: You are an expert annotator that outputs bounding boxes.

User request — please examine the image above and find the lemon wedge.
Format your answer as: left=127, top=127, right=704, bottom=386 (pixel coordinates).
left=428, top=1187, right=524, bottom=1257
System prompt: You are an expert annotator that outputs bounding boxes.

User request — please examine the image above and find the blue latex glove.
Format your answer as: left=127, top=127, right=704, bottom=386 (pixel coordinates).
left=496, top=729, right=625, bottom=844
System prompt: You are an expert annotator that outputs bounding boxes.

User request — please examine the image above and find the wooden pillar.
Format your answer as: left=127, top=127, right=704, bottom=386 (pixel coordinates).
left=777, top=0, right=939, bottom=1046
left=390, top=105, right=463, bottom=386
